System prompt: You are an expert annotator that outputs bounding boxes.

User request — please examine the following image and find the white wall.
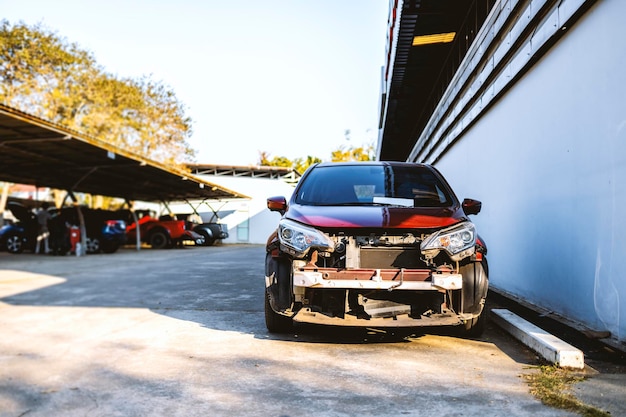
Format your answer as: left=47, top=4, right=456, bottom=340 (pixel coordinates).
left=168, top=176, right=295, bottom=245
left=436, top=0, right=626, bottom=342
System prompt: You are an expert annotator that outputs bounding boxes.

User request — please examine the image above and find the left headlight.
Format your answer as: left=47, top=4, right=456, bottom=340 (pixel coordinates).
left=278, top=219, right=334, bottom=257
left=420, top=221, right=476, bottom=261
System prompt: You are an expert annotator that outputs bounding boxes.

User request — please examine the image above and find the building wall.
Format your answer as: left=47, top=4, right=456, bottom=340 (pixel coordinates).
left=168, top=176, right=295, bottom=245
left=435, top=0, right=626, bottom=343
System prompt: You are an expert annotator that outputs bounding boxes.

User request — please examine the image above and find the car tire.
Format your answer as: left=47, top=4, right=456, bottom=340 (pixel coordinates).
left=149, top=230, right=169, bottom=249
left=198, top=230, right=215, bottom=246
left=85, top=237, right=101, bottom=254
left=461, top=308, right=489, bottom=337
left=459, top=260, right=489, bottom=315
left=458, top=260, right=489, bottom=337
left=264, top=290, right=293, bottom=333
left=4, top=232, right=24, bottom=254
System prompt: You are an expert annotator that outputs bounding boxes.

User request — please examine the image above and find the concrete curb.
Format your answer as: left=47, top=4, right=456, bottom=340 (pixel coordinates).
left=491, top=308, right=585, bottom=369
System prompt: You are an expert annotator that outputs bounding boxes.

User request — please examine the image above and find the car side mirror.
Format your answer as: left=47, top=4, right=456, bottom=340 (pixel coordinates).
left=462, top=198, right=482, bottom=215
left=267, top=196, right=287, bottom=215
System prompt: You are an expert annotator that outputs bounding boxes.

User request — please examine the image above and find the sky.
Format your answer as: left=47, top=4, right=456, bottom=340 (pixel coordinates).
left=1, top=0, right=390, bottom=166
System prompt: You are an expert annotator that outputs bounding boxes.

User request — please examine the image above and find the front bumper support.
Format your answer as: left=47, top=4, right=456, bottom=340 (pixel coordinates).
left=292, top=267, right=462, bottom=291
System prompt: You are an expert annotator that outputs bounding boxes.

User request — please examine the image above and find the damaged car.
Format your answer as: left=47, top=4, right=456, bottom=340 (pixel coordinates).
left=265, top=161, right=488, bottom=336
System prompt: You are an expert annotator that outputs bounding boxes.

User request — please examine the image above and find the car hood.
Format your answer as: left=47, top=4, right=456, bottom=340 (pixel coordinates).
left=284, top=204, right=466, bottom=230
left=7, top=202, right=34, bottom=223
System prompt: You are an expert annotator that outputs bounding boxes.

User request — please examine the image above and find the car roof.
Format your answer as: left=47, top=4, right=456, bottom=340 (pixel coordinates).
left=310, top=161, right=440, bottom=175
left=314, top=161, right=432, bottom=168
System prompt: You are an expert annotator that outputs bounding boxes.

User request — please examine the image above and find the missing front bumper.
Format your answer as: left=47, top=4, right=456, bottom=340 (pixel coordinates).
left=292, top=307, right=463, bottom=327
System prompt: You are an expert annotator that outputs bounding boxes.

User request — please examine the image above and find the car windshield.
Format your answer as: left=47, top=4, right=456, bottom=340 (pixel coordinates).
left=295, top=164, right=454, bottom=207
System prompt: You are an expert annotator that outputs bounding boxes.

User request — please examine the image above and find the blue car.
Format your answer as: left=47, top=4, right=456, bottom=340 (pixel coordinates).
left=0, top=201, right=45, bottom=254
left=59, top=206, right=127, bottom=254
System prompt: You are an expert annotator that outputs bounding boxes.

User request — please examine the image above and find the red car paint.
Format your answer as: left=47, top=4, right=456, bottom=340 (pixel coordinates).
left=284, top=205, right=463, bottom=229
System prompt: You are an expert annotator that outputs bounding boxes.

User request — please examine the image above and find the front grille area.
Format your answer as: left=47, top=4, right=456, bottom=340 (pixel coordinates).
left=359, top=247, right=426, bottom=269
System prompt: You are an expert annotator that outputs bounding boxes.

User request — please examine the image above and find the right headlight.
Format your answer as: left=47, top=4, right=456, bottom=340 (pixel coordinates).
left=278, top=219, right=334, bottom=258
left=420, top=221, right=476, bottom=261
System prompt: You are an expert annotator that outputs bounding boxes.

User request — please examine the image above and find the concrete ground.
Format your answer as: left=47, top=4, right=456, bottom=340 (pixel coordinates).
left=488, top=291, right=626, bottom=416
left=0, top=244, right=624, bottom=416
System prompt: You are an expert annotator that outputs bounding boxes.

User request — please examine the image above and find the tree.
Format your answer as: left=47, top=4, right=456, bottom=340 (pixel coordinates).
left=258, top=151, right=321, bottom=174
left=330, top=144, right=375, bottom=162
left=258, top=151, right=293, bottom=168
left=0, top=20, right=195, bottom=166
left=258, top=141, right=374, bottom=175
left=294, top=155, right=322, bottom=174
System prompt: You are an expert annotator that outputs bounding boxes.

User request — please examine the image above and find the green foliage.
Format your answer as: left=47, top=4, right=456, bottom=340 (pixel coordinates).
left=330, top=129, right=376, bottom=162
left=258, top=143, right=374, bottom=175
left=0, top=20, right=195, bottom=167
left=331, top=144, right=375, bottom=162
left=294, top=155, right=323, bottom=174
left=522, top=365, right=610, bottom=417
left=258, top=151, right=321, bottom=174
left=259, top=152, right=293, bottom=168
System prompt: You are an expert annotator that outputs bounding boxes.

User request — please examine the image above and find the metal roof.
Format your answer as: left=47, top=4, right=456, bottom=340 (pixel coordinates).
left=0, top=104, right=249, bottom=202
left=188, top=164, right=301, bottom=185
left=378, top=0, right=494, bottom=161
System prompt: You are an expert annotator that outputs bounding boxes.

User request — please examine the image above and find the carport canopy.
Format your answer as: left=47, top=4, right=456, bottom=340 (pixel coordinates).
left=0, top=103, right=249, bottom=203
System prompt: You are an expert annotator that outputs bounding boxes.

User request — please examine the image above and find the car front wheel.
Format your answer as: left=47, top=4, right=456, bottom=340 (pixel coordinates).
left=85, top=237, right=101, bottom=254
left=458, top=260, right=489, bottom=337
left=264, top=291, right=293, bottom=333
left=4, top=233, right=24, bottom=254
left=149, top=230, right=169, bottom=249
left=198, top=230, right=215, bottom=246
left=461, top=308, right=489, bottom=337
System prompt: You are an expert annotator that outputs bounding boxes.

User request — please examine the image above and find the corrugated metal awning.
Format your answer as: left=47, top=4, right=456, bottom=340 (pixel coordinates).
left=0, top=104, right=249, bottom=202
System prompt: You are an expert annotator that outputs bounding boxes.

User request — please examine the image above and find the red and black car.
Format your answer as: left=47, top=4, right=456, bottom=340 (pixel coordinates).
left=123, top=210, right=204, bottom=249
left=265, top=161, right=488, bottom=336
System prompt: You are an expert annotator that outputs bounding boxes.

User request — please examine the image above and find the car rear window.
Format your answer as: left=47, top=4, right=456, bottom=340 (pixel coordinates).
left=295, top=165, right=453, bottom=207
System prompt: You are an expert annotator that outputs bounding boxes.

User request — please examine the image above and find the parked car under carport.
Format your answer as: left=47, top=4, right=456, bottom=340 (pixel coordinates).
left=0, top=202, right=126, bottom=255
left=176, top=213, right=229, bottom=246
left=122, top=210, right=204, bottom=249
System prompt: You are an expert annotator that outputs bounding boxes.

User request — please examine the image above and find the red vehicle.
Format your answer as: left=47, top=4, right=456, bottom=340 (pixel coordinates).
left=265, top=161, right=488, bottom=336
left=124, top=210, right=204, bottom=249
